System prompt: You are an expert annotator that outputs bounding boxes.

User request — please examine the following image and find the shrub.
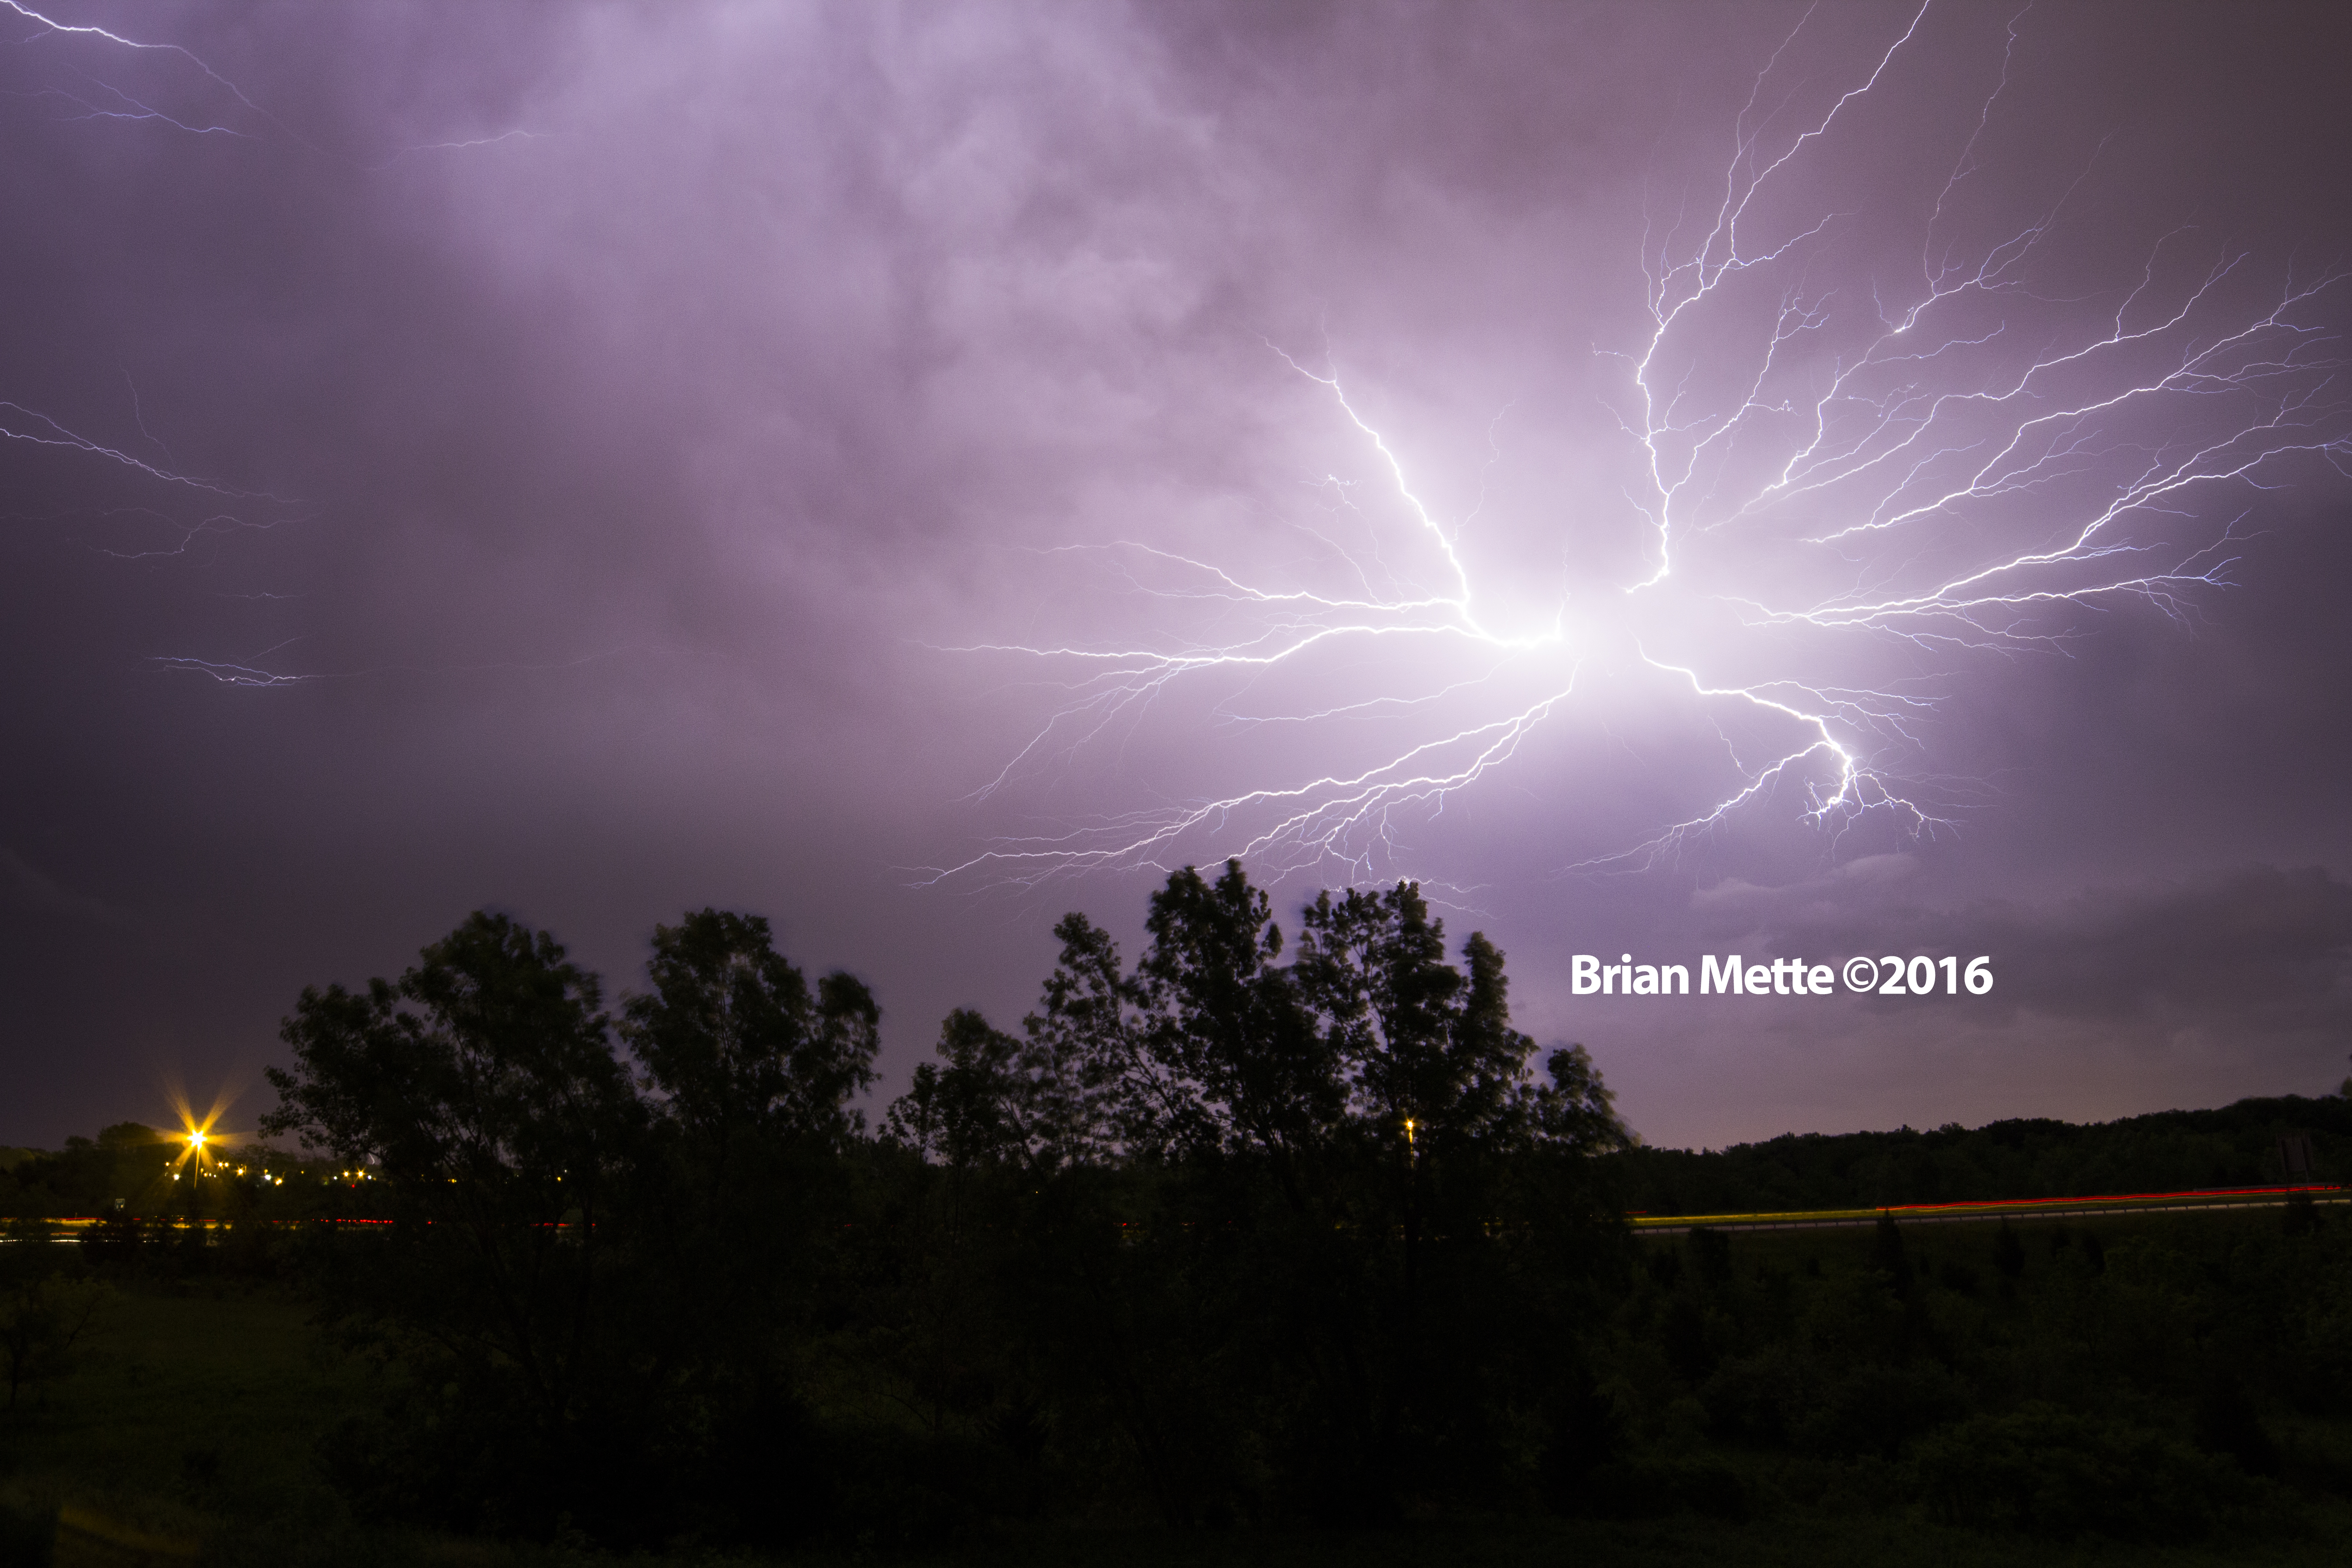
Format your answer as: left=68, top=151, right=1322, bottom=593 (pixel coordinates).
left=1558, top=1458, right=1747, bottom=1521
left=1914, top=1403, right=2249, bottom=1539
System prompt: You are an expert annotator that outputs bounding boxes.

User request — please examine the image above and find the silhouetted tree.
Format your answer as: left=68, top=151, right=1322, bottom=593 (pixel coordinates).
left=885, top=862, right=1630, bottom=1524
left=884, top=1008, right=1039, bottom=1171
left=625, top=908, right=878, bottom=1156
left=1870, top=1213, right=1914, bottom=1295
left=264, top=912, right=652, bottom=1538
left=614, top=908, right=883, bottom=1544
left=1994, top=1219, right=2026, bottom=1279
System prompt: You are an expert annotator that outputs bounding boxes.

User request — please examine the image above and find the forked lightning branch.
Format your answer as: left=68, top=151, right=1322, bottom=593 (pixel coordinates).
left=1573, top=952, right=1995, bottom=998
left=938, top=0, right=2352, bottom=891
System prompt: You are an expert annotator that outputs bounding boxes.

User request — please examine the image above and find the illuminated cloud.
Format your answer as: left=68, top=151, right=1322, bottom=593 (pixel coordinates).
left=932, top=5, right=2350, bottom=891
left=1, top=2, right=2347, bottom=1149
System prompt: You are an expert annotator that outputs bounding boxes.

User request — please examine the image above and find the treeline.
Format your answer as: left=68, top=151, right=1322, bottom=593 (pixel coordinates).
left=0, top=1125, right=177, bottom=1219
left=1620, top=1097, right=2352, bottom=1218
left=197, top=863, right=1625, bottom=1547
left=1579, top=1199, right=2352, bottom=1539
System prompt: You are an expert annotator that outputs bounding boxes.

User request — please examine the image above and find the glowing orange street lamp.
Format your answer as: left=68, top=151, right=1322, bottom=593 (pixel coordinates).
left=168, top=1112, right=234, bottom=1235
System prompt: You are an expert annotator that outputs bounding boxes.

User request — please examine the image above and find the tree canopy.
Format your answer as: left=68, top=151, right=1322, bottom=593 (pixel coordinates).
left=235, top=865, right=1627, bottom=1542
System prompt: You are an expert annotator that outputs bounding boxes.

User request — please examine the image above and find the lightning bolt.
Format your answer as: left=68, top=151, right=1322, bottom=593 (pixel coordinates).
left=0, top=0, right=310, bottom=144
left=931, top=2, right=2350, bottom=891
left=3, top=5, right=549, bottom=684
left=0, top=6, right=309, bottom=608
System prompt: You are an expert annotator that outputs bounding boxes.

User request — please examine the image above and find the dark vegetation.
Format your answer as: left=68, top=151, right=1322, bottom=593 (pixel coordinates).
left=1620, top=1098, right=2352, bottom=1216
left=1, top=862, right=2348, bottom=1564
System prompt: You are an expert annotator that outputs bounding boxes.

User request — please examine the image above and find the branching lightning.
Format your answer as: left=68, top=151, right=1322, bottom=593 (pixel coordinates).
left=932, top=3, right=2350, bottom=890
left=1, top=392, right=308, bottom=577
left=0, top=0, right=307, bottom=144
left=3, top=4, right=546, bottom=686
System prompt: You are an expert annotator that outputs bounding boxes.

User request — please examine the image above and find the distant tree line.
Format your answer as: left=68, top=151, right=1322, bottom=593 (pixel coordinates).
left=1620, top=1098, right=2352, bottom=1218
left=0, top=1124, right=177, bottom=1220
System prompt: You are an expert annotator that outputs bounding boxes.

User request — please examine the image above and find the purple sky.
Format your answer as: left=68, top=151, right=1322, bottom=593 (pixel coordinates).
left=5, top=0, right=2351, bottom=1152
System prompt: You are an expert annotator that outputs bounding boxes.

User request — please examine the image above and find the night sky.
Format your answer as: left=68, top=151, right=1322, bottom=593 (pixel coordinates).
left=5, top=0, right=2351, bottom=1153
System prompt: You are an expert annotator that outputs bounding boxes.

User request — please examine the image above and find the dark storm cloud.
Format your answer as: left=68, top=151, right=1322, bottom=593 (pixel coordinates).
left=1748, top=865, right=2352, bottom=1039
left=1512, top=867, right=2352, bottom=1150
left=0, top=843, right=127, bottom=928
left=4, top=2, right=2350, bottom=1151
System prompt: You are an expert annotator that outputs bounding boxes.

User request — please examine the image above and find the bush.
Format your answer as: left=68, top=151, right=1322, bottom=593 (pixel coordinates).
left=0, top=1490, right=52, bottom=1568
left=1914, top=1403, right=2250, bottom=1539
left=1703, top=1349, right=1966, bottom=1459
left=1557, top=1458, right=1747, bottom=1521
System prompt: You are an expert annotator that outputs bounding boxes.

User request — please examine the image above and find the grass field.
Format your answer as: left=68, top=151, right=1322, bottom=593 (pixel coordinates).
left=4, top=1257, right=2350, bottom=1567
left=0, top=1277, right=386, bottom=1566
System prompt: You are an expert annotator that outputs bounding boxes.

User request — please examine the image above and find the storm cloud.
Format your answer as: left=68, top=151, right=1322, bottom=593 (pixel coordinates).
left=4, top=1, right=2350, bottom=1151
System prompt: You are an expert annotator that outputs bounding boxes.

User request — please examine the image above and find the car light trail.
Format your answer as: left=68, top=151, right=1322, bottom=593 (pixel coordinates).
left=1630, top=1183, right=2348, bottom=1233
